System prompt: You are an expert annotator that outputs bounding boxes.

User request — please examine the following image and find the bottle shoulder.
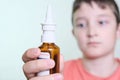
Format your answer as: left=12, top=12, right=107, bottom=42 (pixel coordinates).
left=39, top=43, right=59, bottom=50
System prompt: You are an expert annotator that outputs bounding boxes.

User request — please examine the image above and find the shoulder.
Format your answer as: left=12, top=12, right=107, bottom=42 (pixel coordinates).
left=63, top=58, right=83, bottom=80
left=65, top=59, right=76, bottom=65
left=64, top=58, right=82, bottom=72
left=65, top=59, right=78, bottom=67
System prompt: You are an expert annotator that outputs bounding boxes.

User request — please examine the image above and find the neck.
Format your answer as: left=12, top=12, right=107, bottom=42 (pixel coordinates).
left=82, top=52, right=119, bottom=78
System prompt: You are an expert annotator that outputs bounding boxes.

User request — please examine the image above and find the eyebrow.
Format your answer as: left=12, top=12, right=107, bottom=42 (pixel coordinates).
left=75, top=17, right=86, bottom=22
left=97, top=14, right=111, bottom=18
left=75, top=14, right=111, bottom=21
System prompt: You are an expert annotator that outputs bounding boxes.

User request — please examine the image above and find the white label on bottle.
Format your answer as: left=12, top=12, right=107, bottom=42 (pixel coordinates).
left=37, top=52, right=50, bottom=76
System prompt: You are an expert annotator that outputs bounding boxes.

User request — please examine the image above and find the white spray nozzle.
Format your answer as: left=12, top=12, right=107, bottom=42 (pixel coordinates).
left=42, top=4, right=56, bottom=31
left=45, top=4, right=54, bottom=24
left=41, top=4, right=56, bottom=43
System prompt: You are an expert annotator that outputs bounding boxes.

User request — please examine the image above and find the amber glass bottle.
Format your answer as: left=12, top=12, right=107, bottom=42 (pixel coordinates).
left=37, top=5, right=60, bottom=76
left=39, top=43, right=60, bottom=74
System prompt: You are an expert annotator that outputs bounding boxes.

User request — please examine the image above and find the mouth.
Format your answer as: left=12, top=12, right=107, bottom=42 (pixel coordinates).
left=87, top=42, right=101, bottom=47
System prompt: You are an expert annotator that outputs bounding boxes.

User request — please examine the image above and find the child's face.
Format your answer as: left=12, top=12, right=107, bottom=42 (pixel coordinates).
left=72, top=2, right=120, bottom=59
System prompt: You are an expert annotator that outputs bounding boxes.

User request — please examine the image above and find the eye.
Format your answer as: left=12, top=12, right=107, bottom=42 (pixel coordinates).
left=98, top=20, right=107, bottom=25
left=76, top=23, right=86, bottom=28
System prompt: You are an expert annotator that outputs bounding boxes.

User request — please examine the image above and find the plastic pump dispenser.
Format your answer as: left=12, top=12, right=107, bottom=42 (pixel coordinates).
left=41, top=5, right=56, bottom=43
left=37, top=5, right=60, bottom=76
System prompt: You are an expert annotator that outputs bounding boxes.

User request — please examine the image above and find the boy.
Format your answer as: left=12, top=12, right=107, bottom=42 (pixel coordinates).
left=22, top=0, right=120, bottom=80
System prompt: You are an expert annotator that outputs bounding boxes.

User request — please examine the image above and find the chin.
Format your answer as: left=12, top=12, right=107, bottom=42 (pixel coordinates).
left=83, top=51, right=106, bottom=59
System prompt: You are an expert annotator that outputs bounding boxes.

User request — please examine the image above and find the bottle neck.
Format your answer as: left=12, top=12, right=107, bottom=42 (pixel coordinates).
left=41, top=31, right=55, bottom=43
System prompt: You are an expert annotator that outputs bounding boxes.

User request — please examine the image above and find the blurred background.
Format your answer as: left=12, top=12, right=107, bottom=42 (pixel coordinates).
left=0, top=0, right=120, bottom=79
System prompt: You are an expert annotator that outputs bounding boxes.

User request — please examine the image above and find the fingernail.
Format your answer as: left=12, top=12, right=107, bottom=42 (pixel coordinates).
left=46, top=59, right=55, bottom=68
left=53, top=74, right=63, bottom=80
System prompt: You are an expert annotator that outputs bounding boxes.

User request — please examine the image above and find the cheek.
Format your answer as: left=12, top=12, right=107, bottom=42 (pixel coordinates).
left=101, top=29, right=117, bottom=48
left=103, top=28, right=116, bottom=40
left=74, top=30, right=87, bottom=47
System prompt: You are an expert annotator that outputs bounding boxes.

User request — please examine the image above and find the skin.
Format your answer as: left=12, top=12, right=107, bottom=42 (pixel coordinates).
left=73, top=2, right=118, bottom=59
left=22, top=2, right=120, bottom=80
left=72, top=2, right=120, bottom=78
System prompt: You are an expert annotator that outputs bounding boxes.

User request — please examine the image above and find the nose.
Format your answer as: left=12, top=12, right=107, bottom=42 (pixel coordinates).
left=87, top=25, right=98, bottom=38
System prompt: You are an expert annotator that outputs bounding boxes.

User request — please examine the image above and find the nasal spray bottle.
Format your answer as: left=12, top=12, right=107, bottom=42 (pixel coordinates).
left=37, top=5, right=60, bottom=76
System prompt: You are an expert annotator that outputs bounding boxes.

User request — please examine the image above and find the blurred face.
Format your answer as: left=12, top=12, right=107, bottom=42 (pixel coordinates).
left=73, top=2, right=120, bottom=59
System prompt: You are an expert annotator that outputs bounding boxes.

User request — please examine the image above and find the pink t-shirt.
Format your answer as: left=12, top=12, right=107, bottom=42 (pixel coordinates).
left=64, top=58, right=120, bottom=80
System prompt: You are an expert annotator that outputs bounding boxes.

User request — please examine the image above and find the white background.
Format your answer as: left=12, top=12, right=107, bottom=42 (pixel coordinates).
left=0, top=0, right=120, bottom=80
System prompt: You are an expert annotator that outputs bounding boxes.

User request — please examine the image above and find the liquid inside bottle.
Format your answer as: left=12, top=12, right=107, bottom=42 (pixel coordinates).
left=39, top=43, right=60, bottom=74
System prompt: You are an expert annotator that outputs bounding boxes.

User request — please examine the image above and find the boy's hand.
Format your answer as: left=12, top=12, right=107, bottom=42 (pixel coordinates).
left=22, top=48, right=64, bottom=80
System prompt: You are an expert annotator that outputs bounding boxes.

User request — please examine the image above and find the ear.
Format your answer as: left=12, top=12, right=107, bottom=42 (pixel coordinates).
left=72, top=28, right=75, bottom=37
left=72, top=29, right=74, bottom=35
left=117, top=23, right=120, bottom=39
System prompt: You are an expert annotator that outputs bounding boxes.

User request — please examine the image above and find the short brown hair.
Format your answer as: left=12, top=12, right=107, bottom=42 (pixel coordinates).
left=72, top=0, right=120, bottom=24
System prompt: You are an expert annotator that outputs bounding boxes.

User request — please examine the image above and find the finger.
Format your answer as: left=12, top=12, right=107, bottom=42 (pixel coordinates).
left=23, top=73, right=35, bottom=80
left=22, top=48, right=40, bottom=63
left=23, top=59, right=55, bottom=75
left=29, top=73, right=63, bottom=80
left=23, top=53, right=64, bottom=79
